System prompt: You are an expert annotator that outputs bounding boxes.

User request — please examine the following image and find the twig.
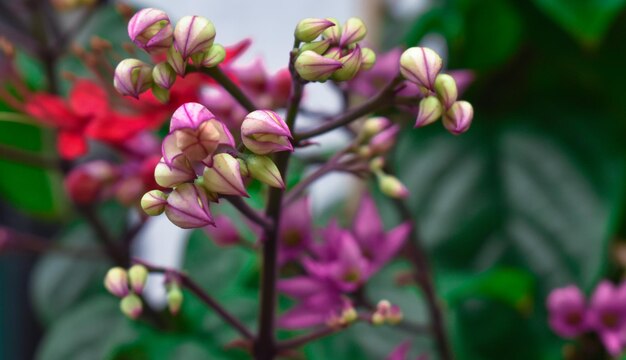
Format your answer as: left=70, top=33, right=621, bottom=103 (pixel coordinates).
left=200, top=66, right=256, bottom=112
left=132, top=258, right=255, bottom=340
left=277, top=326, right=340, bottom=351
left=224, top=196, right=273, bottom=230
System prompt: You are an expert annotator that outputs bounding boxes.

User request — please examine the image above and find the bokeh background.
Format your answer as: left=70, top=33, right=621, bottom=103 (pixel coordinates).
left=1, top=0, right=626, bottom=359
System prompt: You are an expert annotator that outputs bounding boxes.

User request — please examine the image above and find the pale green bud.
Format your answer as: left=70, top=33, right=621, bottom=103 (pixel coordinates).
left=244, top=154, right=285, bottom=189
left=414, top=96, right=443, bottom=128
left=120, top=293, right=143, bottom=319
left=434, top=73, right=458, bottom=109
left=128, top=264, right=149, bottom=295
left=141, top=190, right=168, bottom=216
left=295, top=18, right=335, bottom=42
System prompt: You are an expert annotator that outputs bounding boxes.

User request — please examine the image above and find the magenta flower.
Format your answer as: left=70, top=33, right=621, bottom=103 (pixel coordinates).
left=240, top=110, right=293, bottom=155
left=386, top=342, right=427, bottom=360
left=278, top=197, right=313, bottom=265
left=546, top=285, right=588, bottom=338
left=348, top=48, right=401, bottom=98
left=203, top=216, right=241, bottom=246
left=127, top=8, right=173, bottom=54
left=162, top=102, right=235, bottom=165
left=587, top=281, right=626, bottom=356
left=165, top=183, right=214, bottom=228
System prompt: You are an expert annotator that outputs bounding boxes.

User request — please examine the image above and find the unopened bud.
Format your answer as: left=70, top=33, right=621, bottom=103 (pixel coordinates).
left=151, top=85, right=169, bottom=103
left=241, top=110, right=293, bottom=155
left=154, top=157, right=196, bottom=188
left=434, top=73, right=458, bottom=109
left=371, top=312, right=385, bottom=325
left=202, top=153, right=248, bottom=196
left=443, top=101, right=473, bottom=135
left=174, top=16, right=216, bottom=59
left=360, top=47, right=376, bottom=70
left=300, top=39, right=331, bottom=54
left=166, top=282, right=183, bottom=314
left=141, top=190, right=168, bottom=216
left=113, top=58, right=153, bottom=98
left=369, top=157, right=385, bottom=172
left=331, top=46, right=362, bottom=81
left=191, top=43, right=225, bottom=68
left=294, top=50, right=343, bottom=82
left=128, top=8, right=173, bottom=54
left=377, top=173, right=409, bottom=199
left=339, top=17, right=367, bottom=47
left=128, top=265, right=149, bottom=295
left=152, top=62, right=176, bottom=89
left=166, top=46, right=186, bottom=76
left=369, top=124, right=400, bottom=155
left=341, top=306, right=358, bottom=324
left=361, top=116, right=391, bottom=139
left=400, top=47, right=442, bottom=90
left=322, top=18, right=342, bottom=44
left=165, top=183, right=214, bottom=228
left=244, top=154, right=285, bottom=189
left=295, top=18, right=335, bottom=43
left=104, top=267, right=129, bottom=298
left=120, top=293, right=143, bottom=319
left=387, top=305, right=403, bottom=324
left=324, top=47, right=342, bottom=60
left=414, top=96, right=443, bottom=128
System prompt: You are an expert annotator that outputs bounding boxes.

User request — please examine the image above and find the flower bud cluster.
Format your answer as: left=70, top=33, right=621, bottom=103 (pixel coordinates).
left=370, top=299, right=403, bottom=325
left=114, top=8, right=226, bottom=100
left=104, top=265, right=149, bottom=319
left=141, top=102, right=292, bottom=229
left=399, top=47, right=474, bottom=134
left=293, top=17, right=375, bottom=82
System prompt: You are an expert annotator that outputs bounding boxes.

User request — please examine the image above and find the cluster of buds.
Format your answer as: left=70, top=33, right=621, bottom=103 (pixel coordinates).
left=140, top=102, right=291, bottom=228
left=104, top=265, right=149, bottom=319
left=326, top=301, right=359, bottom=329
left=293, top=17, right=375, bottom=82
left=400, top=47, right=474, bottom=134
left=369, top=156, right=409, bottom=199
left=371, top=300, right=403, bottom=325
left=115, top=8, right=226, bottom=101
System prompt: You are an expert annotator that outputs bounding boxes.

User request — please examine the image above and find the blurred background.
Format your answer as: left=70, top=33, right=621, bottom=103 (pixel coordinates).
left=1, top=0, right=626, bottom=359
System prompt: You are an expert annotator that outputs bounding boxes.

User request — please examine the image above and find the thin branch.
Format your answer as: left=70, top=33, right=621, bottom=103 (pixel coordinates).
left=132, top=258, right=255, bottom=340
left=0, top=143, right=62, bottom=169
left=200, top=66, right=256, bottom=112
left=277, top=326, right=340, bottom=351
left=293, top=76, right=403, bottom=141
left=224, top=196, right=273, bottom=230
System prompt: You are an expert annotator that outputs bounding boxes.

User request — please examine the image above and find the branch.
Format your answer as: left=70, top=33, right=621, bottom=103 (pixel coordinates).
left=293, top=76, right=402, bottom=141
left=200, top=66, right=256, bottom=113
left=224, top=196, right=273, bottom=230
left=277, top=326, right=340, bottom=351
left=132, top=258, right=254, bottom=340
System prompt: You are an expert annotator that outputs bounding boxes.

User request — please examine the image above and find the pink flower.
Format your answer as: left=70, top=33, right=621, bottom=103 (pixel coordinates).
left=546, top=285, right=588, bottom=338
left=587, top=281, right=626, bottom=356
left=165, top=183, right=214, bottom=228
left=240, top=110, right=293, bottom=155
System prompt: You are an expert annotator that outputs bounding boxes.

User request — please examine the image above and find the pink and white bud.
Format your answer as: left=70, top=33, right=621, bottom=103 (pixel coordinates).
left=113, top=58, right=153, bottom=98
left=378, top=174, right=409, bottom=199
left=241, top=110, right=293, bottom=155
left=174, top=15, right=216, bottom=59
left=360, top=47, right=376, bottom=70
left=295, top=18, right=335, bottom=43
left=339, top=17, right=367, bottom=47
left=104, top=267, right=129, bottom=298
left=165, top=183, right=214, bottom=228
left=322, top=18, right=342, bottom=44
left=300, top=39, right=332, bottom=54
left=434, top=73, right=458, bottom=109
left=244, top=154, right=285, bottom=189
left=128, top=264, right=149, bottom=295
left=332, top=46, right=363, bottom=81
left=154, top=156, right=196, bottom=188
left=120, top=293, right=143, bottom=319
left=414, top=96, right=443, bottom=128
left=361, top=117, right=391, bottom=138
left=141, top=190, right=168, bottom=216
left=294, top=50, right=343, bottom=82
left=128, top=8, right=173, bottom=54
left=443, top=101, right=473, bottom=135
left=369, top=124, right=400, bottom=155
left=400, top=47, right=442, bottom=90
left=166, top=46, right=186, bottom=76
left=191, top=43, right=225, bottom=68
left=202, top=153, right=248, bottom=196
left=152, top=62, right=176, bottom=89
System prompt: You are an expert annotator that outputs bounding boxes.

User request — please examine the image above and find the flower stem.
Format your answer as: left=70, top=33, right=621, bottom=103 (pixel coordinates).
left=201, top=66, right=256, bottom=112
left=133, top=258, right=255, bottom=340
left=224, top=196, right=272, bottom=230
left=277, top=326, right=340, bottom=351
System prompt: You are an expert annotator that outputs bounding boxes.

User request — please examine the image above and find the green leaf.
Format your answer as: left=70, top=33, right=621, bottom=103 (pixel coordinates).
left=532, top=0, right=626, bottom=45
left=35, top=296, right=137, bottom=360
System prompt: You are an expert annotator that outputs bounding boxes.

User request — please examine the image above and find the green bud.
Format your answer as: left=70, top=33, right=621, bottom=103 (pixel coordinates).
left=360, top=47, right=376, bottom=70
left=322, top=18, right=342, bottom=44
left=331, top=46, right=362, bottom=81
left=152, top=62, right=176, bottom=89
left=294, top=50, right=342, bottom=82
left=141, top=190, right=168, bottom=216
left=128, top=264, right=149, bottom=295
left=414, top=96, right=443, bottom=128
left=339, top=17, right=367, bottom=47
left=295, top=18, right=335, bottom=42
left=191, top=43, right=226, bottom=68
left=166, top=283, right=184, bottom=314
left=300, top=38, right=332, bottom=54
left=151, top=85, right=170, bottom=103
left=120, top=293, right=143, bottom=319
left=377, top=173, right=409, bottom=199
left=434, top=73, right=458, bottom=109
left=244, top=154, right=285, bottom=189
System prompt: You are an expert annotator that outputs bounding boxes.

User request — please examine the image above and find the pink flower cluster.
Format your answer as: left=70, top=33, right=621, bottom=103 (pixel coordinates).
left=547, top=281, right=626, bottom=356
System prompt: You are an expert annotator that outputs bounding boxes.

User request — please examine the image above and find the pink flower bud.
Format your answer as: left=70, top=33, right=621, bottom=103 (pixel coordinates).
left=191, top=44, right=225, bottom=68
left=400, top=47, right=442, bottom=90
left=65, top=160, right=118, bottom=205
left=360, top=47, right=376, bottom=70
left=165, top=183, right=214, bottom=228
left=154, top=156, right=196, bottom=188
left=295, top=18, right=335, bottom=43
left=369, top=124, right=400, bottom=155
left=244, top=154, right=285, bottom=189
left=322, top=18, right=342, bottom=44
left=104, top=267, right=129, bottom=298
left=202, top=153, right=248, bottom=196
left=128, top=264, right=149, bottom=295
left=332, top=45, right=363, bottom=81
left=414, top=96, right=443, bottom=128
left=141, top=189, right=168, bottom=216
left=203, top=216, right=241, bottom=246
left=300, top=39, right=332, bottom=54
left=114, top=176, right=145, bottom=206
left=443, top=101, right=473, bottom=135
left=339, top=17, right=367, bottom=47
left=166, top=46, right=186, bottom=76
left=434, top=73, right=458, bottom=109
left=163, top=102, right=235, bottom=165
left=241, top=110, right=293, bottom=155
left=120, top=293, right=143, bottom=319
left=294, top=50, right=343, bottom=82
left=113, top=58, right=153, bottom=98
left=128, top=8, right=173, bottom=54
left=152, top=62, right=176, bottom=89
left=174, top=15, right=216, bottom=59
left=377, top=173, right=409, bottom=199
